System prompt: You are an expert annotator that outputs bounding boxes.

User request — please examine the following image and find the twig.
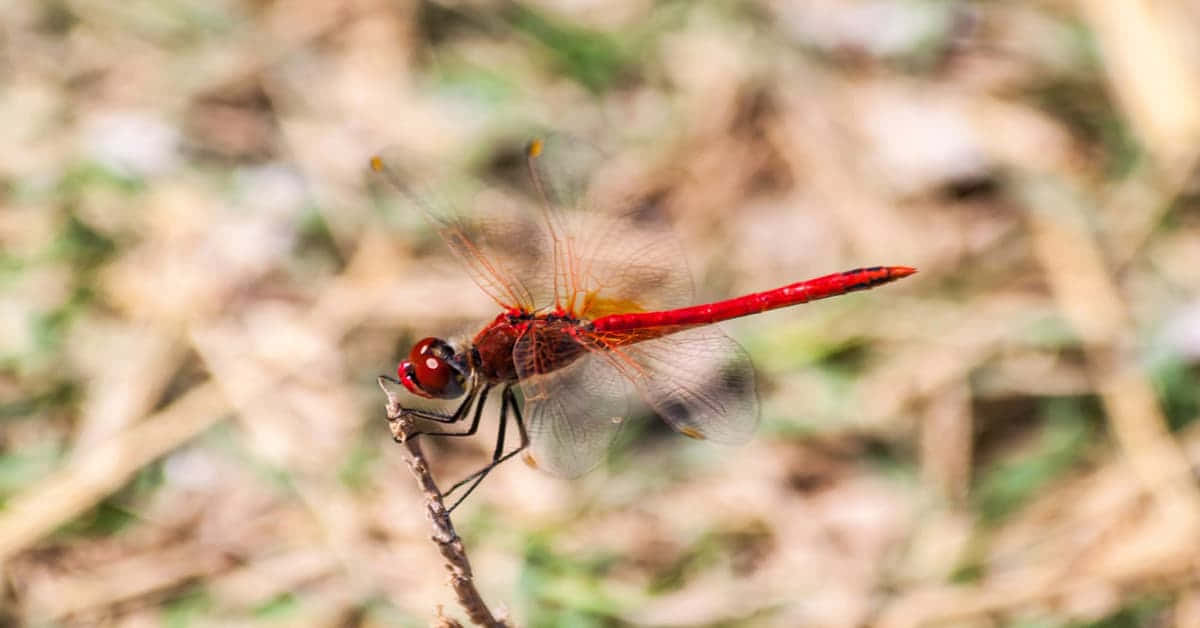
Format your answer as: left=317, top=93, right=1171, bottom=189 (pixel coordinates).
left=378, top=377, right=508, bottom=628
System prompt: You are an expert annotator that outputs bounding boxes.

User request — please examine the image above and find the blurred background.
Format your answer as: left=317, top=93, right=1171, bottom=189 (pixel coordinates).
left=4, top=0, right=1200, bottom=626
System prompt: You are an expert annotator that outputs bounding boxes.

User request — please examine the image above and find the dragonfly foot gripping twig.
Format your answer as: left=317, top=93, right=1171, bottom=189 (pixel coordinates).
left=379, top=377, right=509, bottom=628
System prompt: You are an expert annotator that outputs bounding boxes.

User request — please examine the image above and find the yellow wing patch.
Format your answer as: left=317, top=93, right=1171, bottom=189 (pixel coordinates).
left=580, top=292, right=645, bottom=318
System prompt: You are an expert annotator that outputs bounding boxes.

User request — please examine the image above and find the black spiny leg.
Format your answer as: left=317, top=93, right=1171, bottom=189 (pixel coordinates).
left=444, top=385, right=530, bottom=513
left=380, top=373, right=491, bottom=441
left=409, top=385, right=491, bottom=440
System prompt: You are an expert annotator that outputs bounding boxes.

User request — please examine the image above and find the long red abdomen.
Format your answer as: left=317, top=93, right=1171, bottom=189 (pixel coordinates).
left=591, top=266, right=916, bottom=333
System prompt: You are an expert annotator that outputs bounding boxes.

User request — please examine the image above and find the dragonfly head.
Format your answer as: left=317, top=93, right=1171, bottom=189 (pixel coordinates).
left=397, top=337, right=468, bottom=399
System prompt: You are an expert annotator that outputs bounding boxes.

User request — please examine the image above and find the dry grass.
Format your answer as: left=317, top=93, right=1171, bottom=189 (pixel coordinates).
left=3, top=0, right=1200, bottom=626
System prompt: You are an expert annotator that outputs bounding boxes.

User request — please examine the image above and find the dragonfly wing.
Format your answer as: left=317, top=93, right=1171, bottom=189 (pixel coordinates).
left=372, top=138, right=698, bottom=316
left=527, top=135, right=696, bottom=317
left=513, top=329, right=631, bottom=478
left=601, top=325, right=759, bottom=445
left=369, top=147, right=551, bottom=311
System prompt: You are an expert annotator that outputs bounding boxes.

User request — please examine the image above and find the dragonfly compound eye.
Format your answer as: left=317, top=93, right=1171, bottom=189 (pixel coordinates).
left=404, top=337, right=466, bottom=399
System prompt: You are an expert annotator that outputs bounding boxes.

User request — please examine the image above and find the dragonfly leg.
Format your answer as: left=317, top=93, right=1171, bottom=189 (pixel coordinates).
left=404, top=385, right=491, bottom=441
left=445, top=386, right=530, bottom=513
left=382, top=373, right=483, bottom=426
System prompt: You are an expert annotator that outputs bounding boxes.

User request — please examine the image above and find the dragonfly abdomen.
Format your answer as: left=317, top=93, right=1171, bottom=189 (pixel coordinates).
left=591, top=266, right=915, bottom=333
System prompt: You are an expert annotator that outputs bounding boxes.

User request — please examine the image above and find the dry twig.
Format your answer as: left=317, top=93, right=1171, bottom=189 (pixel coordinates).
left=378, top=377, right=507, bottom=628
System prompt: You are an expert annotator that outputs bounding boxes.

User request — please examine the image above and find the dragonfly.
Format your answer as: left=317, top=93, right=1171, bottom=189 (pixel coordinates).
left=372, top=137, right=915, bottom=511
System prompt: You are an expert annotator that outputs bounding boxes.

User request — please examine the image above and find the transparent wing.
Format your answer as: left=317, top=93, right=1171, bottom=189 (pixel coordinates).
left=369, top=147, right=551, bottom=311
left=525, top=135, right=696, bottom=318
left=594, top=325, right=759, bottom=444
left=513, top=325, right=631, bottom=478
left=370, top=138, right=694, bottom=317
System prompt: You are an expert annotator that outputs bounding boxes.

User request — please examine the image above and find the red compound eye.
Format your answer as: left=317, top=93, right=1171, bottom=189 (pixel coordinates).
left=402, top=337, right=465, bottom=399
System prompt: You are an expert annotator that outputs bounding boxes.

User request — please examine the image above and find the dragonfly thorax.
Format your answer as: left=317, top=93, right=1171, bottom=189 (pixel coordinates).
left=470, top=311, right=590, bottom=386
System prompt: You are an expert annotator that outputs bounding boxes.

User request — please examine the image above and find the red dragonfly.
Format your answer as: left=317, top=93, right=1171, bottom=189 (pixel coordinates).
left=372, top=138, right=914, bottom=511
